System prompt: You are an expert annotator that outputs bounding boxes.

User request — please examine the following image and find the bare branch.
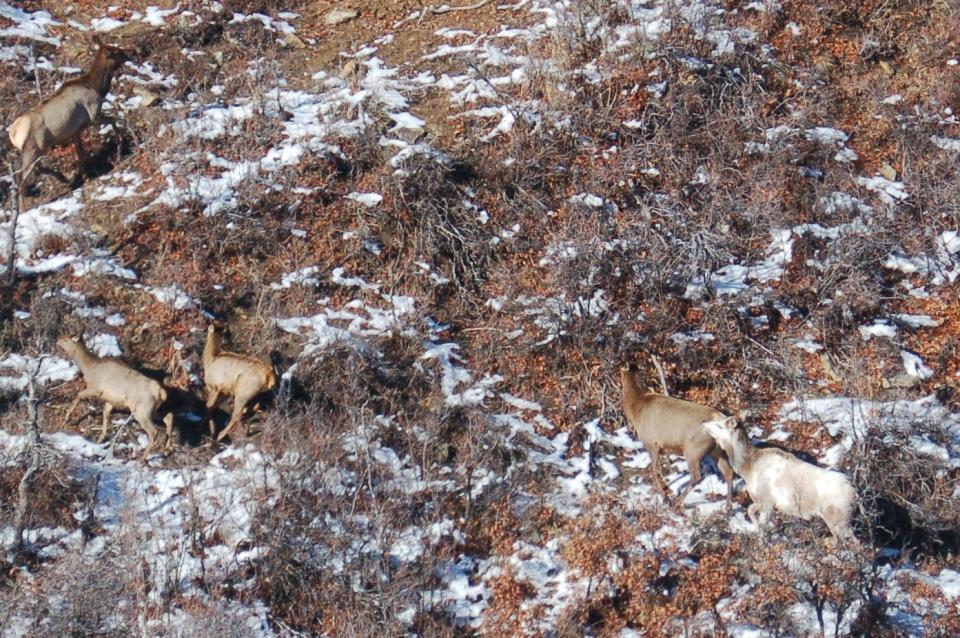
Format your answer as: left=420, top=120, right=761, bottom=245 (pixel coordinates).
left=14, top=362, right=44, bottom=556
left=650, top=352, right=668, bottom=397
left=429, top=0, right=494, bottom=14
left=4, top=161, right=21, bottom=286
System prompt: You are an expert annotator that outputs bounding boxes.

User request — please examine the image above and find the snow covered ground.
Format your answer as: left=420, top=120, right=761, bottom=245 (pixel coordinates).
left=1, top=0, right=959, bottom=635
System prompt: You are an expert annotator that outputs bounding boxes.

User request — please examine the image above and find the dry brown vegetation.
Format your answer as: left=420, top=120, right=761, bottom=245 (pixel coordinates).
left=2, top=0, right=960, bottom=635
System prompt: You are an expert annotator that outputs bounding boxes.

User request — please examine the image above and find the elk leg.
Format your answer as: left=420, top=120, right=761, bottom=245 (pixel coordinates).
left=716, top=453, right=735, bottom=511
left=676, top=449, right=706, bottom=507
left=18, top=146, right=39, bottom=188
left=135, top=407, right=159, bottom=461
left=205, top=388, right=221, bottom=441
left=219, top=381, right=266, bottom=441
left=65, top=387, right=98, bottom=423
left=34, top=163, right=70, bottom=185
left=73, top=137, right=89, bottom=180
left=162, top=412, right=175, bottom=450
left=98, top=403, right=114, bottom=443
left=217, top=397, right=249, bottom=442
left=19, top=145, right=69, bottom=193
left=64, top=396, right=82, bottom=423
left=748, top=503, right=772, bottom=541
left=747, top=502, right=761, bottom=526
left=647, top=444, right=669, bottom=497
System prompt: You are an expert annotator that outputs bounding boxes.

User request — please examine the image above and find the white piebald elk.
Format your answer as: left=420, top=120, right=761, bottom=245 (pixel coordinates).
left=58, top=336, right=173, bottom=460
left=702, top=416, right=857, bottom=542
left=202, top=323, right=277, bottom=442
left=620, top=361, right=735, bottom=507
left=8, top=36, right=132, bottom=188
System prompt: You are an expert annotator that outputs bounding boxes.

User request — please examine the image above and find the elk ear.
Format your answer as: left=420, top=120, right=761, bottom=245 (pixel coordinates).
left=92, top=34, right=104, bottom=49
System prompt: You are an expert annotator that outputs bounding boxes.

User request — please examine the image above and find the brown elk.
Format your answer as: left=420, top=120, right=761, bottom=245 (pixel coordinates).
left=8, top=35, right=133, bottom=190
left=203, top=324, right=277, bottom=443
left=620, top=361, right=735, bottom=508
left=58, top=336, right=173, bottom=461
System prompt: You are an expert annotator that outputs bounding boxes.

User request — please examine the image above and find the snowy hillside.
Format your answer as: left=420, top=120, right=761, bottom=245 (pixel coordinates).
left=1, top=0, right=959, bottom=636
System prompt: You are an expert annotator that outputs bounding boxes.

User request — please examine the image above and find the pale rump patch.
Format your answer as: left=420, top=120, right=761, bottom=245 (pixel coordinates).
left=8, top=114, right=31, bottom=150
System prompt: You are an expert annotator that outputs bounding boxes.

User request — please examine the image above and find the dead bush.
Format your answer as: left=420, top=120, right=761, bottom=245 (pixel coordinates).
left=221, top=0, right=303, bottom=16
left=854, top=427, right=960, bottom=559
left=0, top=465, right=90, bottom=536
left=736, top=538, right=881, bottom=637
left=381, top=151, right=491, bottom=302
left=0, top=544, right=140, bottom=635
left=250, top=413, right=452, bottom=636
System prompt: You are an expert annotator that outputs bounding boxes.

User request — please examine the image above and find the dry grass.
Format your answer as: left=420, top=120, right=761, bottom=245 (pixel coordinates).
left=2, top=0, right=959, bottom=634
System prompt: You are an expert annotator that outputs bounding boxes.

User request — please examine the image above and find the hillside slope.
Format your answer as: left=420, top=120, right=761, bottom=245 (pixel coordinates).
left=1, top=1, right=959, bottom=636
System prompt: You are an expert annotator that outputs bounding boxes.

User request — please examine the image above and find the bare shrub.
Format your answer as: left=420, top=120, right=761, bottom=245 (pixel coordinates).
left=1, top=289, right=76, bottom=355
left=0, top=544, right=140, bottom=636
left=380, top=151, right=490, bottom=303
left=854, top=427, right=960, bottom=559
left=248, top=331, right=486, bottom=634
left=250, top=409, right=451, bottom=636
left=221, top=0, right=303, bottom=16
left=0, top=466, right=89, bottom=536
left=735, top=538, right=881, bottom=637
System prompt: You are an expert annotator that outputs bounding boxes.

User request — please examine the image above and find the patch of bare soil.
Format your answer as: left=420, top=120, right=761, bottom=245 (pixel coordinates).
left=289, top=0, right=532, bottom=140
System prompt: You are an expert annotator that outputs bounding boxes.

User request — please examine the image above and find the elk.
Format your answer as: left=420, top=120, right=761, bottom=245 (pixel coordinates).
left=202, top=323, right=277, bottom=442
left=8, top=35, right=133, bottom=190
left=58, top=336, right=173, bottom=460
left=620, top=361, right=734, bottom=507
left=702, top=416, right=858, bottom=542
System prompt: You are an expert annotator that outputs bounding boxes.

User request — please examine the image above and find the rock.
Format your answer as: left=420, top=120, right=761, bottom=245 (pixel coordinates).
left=879, top=60, right=894, bottom=76
left=819, top=353, right=843, bottom=383
left=324, top=8, right=359, bottom=26
left=133, top=87, right=160, bottom=107
left=882, top=374, right=919, bottom=389
left=281, top=32, right=306, bottom=49
left=339, top=58, right=360, bottom=79
left=879, top=163, right=897, bottom=181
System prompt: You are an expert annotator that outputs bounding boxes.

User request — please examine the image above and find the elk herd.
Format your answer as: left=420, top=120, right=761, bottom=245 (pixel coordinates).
left=9, top=37, right=858, bottom=545
left=7, top=39, right=274, bottom=451
left=58, top=325, right=275, bottom=460
left=621, top=360, right=859, bottom=544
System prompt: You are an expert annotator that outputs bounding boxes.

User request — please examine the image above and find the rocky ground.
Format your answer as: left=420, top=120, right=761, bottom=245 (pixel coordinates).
left=1, top=1, right=959, bottom=636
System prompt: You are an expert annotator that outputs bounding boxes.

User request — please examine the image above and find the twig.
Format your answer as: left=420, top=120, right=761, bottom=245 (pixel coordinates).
left=14, top=363, right=44, bottom=556
left=650, top=352, right=668, bottom=397
left=745, top=334, right=780, bottom=360
left=31, top=45, right=42, bottom=100
left=428, top=0, right=494, bottom=15
left=4, top=161, right=21, bottom=286
left=268, top=616, right=311, bottom=638
left=107, top=414, right=135, bottom=458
